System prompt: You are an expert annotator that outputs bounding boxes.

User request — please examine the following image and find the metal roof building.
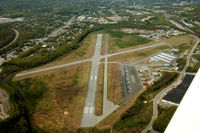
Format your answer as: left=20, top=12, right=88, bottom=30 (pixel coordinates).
left=150, top=52, right=176, bottom=63
left=165, top=69, right=200, bottom=133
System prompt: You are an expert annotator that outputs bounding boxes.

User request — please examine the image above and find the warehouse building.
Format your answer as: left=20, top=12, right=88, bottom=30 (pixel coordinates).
left=149, top=52, right=176, bottom=64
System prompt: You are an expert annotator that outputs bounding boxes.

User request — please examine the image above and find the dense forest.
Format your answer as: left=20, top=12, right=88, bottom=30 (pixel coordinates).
left=0, top=26, right=15, bottom=49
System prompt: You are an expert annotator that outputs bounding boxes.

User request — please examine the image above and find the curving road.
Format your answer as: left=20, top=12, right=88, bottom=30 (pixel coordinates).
left=141, top=21, right=200, bottom=133
left=1, top=28, right=19, bottom=50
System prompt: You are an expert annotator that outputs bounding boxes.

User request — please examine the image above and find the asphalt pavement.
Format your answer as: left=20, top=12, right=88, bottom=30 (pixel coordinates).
left=141, top=21, right=200, bottom=133
left=15, top=59, right=91, bottom=77
left=81, top=34, right=119, bottom=127
left=16, top=42, right=167, bottom=77
left=81, top=34, right=102, bottom=127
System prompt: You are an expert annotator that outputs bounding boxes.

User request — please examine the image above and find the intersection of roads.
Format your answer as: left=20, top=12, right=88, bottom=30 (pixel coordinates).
left=15, top=27, right=199, bottom=128
left=16, top=34, right=167, bottom=127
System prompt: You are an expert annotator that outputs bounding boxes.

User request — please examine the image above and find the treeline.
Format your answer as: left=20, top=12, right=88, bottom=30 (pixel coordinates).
left=0, top=79, right=48, bottom=133
left=187, top=62, right=200, bottom=72
left=176, top=57, right=186, bottom=71
left=0, top=25, right=52, bottom=55
left=113, top=72, right=178, bottom=132
left=0, top=26, right=15, bottom=49
left=0, top=27, right=103, bottom=79
left=153, top=106, right=177, bottom=132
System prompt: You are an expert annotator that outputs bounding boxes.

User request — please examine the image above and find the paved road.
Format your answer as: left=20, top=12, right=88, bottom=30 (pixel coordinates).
left=102, top=34, right=119, bottom=125
left=166, top=17, right=194, bottom=33
left=1, top=29, right=19, bottom=50
left=141, top=24, right=200, bottom=133
left=132, top=47, right=171, bottom=65
left=103, top=43, right=166, bottom=58
left=16, top=43, right=166, bottom=77
left=81, top=34, right=103, bottom=127
left=33, top=17, right=75, bottom=44
left=81, top=34, right=119, bottom=127
left=15, top=59, right=91, bottom=77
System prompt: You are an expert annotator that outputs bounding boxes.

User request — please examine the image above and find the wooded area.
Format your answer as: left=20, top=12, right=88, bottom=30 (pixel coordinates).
left=0, top=26, right=15, bottom=49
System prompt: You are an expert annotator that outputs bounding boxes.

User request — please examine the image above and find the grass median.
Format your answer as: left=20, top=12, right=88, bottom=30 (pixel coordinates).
left=95, top=64, right=104, bottom=116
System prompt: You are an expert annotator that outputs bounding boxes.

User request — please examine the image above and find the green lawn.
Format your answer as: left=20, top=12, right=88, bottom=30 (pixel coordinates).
left=92, top=29, right=151, bottom=48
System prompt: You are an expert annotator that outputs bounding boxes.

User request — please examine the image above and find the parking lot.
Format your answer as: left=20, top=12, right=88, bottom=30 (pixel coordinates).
left=163, top=74, right=194, bottom=104
left=119, top=64, right=142, bottom=100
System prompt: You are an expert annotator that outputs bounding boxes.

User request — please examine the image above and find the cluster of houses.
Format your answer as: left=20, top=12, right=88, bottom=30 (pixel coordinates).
left=139, top=29, right=184, bottom=40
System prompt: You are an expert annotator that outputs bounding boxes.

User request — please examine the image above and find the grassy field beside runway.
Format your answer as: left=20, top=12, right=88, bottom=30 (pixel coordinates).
left=92, top=29, right=151, bottom=54
left=94, top=30, right=195, bottom=55
left=95, top=64, right=104, bottom=116
left=101, top=34, right=106, bottom=55
left=96, top=72, right=178, bottom=132
left=17, top=63, right=91, bottom=133
left=108, top=45, right=169, bottom=64
left=16, top=33, right=96, bottom=74
left=107, top=63, right=122, bottom=105
left=162, top=34, right=195, bottom=47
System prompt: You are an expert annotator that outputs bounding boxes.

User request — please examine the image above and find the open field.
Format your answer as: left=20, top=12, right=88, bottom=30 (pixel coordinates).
left=101, top=34, right=106, bottom=55
left=95, top=64, right=104, bottom=116
left=92, top=29, right=151, bottom=54
left=108, top=45, right=169, bottom=64
left=107, top=63, right=122, bottom=105
left=17, top=33, right=96, bottom=74
left=163, top=34, right=195, bottom=47
left=18, top=63, right=91, bottom=133
left=92, top=30, right=195, bottom=55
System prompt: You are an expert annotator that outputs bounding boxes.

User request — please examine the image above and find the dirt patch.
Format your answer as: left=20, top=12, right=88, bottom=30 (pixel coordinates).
left=107, top=63, right=122, bottom=104
left=30, top=63, right=91, bottom=133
